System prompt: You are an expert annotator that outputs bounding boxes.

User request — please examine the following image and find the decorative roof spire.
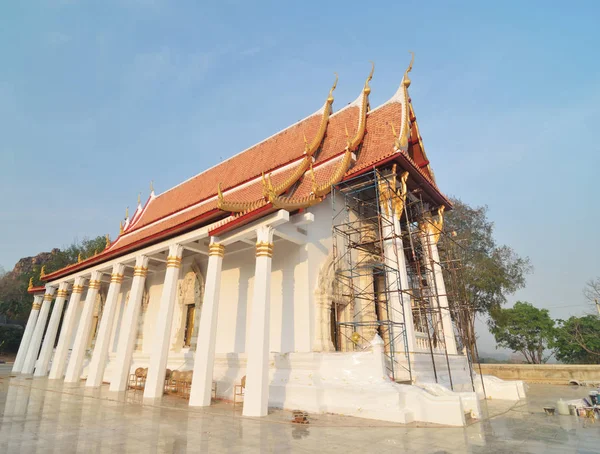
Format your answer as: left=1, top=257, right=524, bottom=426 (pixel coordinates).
left=137, top=192, right=141, bottom=206
left=40, top=266, right=46, bottom=279
left=119, top=221, right=124, bottom=235
left=218, top=74, right=338, bottom=213
left=105, top=234, right=111, bottom=250
left=150, top=180, right=155, bottom=196
left=398, top=52, right=414, bottom=151
left=28, top=277, right=33, bottom=290
left=77, top=253, right=82, bottom=264
left=125, top=206, right=129, bottom=219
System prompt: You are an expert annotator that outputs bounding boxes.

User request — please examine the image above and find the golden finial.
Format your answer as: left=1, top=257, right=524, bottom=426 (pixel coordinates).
left=327, top=73, right=338, bottom=103
left=262, top=173, right=276, bottom=201
left=94, top=249, right=98, bottom=256
left=119, top=221, right=124, bottom=235
left=28, top=277, right=33, bottom=290
left=150, top=180, right=154, bottom=194
left=40, top=266, right=46, bottom=279
left=403, top=51, right=414, bottom=87
left=125, top=206, right=129, bottom=219
left=138, top=192, right=141, bottom=205
left=105, top=234, right=111, bottom=250
left=364, top=61, right=375, bottom=94
left=77, top=253, right=82, bottom=264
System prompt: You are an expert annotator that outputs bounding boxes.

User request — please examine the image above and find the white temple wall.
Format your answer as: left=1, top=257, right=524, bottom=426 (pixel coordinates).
left=130, top=199, right=335, bottom=358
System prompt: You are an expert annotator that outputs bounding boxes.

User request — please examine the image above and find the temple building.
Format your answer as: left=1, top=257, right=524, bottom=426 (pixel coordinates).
left=12, top=56, right=525, bottom=426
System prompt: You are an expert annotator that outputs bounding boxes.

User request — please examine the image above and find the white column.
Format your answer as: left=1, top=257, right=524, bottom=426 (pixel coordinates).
left=64, top=271, right=102, bottom=383
left=383, top=210, right=416, bottom=354
left=49, top=277, right=85, bottom=379
left=243, top=226, right=273, bottom=417
left=86, top=263, right=125, bottom=387
left=428, top=240, right=457, bottom=354
left=189, top=240, right=224, bottom=407
left=109, top=256, right=149, bottom=392
left=12, top=295, right=43, bottom=373
left=143, top=244, right=183, bottom=399
left=21, top=286, right=56, bottom=374
left=34, top=282, right=69, bottom=377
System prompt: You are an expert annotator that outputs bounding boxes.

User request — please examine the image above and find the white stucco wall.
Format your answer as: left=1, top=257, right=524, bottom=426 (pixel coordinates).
left=130, top=198, right=335, bottom=358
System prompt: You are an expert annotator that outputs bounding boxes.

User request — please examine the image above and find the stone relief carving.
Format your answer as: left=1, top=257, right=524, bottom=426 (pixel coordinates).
left=172, top=261, right=204, bottom=351
left=314, top=253, right=338, bottom=352
left=133, top=286, right=150, bottom=352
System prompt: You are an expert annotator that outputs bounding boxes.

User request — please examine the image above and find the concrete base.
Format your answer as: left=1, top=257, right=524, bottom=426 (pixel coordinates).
left=92, top=348, right=525, bottom=425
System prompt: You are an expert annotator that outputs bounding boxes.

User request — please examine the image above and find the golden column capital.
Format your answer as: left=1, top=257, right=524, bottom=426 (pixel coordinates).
left=72, top=285, right=84, bottom=294
left=88, top=280, right=101, bottom=290
left=208, top=243, right=225, bottom=257
left=166, top=256, right=182, bottom=269
left=133, top=266, right=148, bottom=277
left=110, top=273, right=124, bottom=284
left=57, top=289, right=69, bottom=299
left=255, top=241, right=274, bottom=258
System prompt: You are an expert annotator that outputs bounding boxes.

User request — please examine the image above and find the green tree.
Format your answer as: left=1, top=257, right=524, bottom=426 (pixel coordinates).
left=552, top=315, right=600, bottom=364
left=0, top=235, right=106, bottom=322
left=489, top=301, right=555, bottom=364
left=442, top=198, right=532, bottom=316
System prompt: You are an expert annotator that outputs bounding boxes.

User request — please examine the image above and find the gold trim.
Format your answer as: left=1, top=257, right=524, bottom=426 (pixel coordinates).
left=88, top=280, right=101, bottom=290
left=399, top=52, right=414, bottom=151
left=32, top=303, right=41, bottom=310
left=377, top=165, right=409, bottom=218
left=419, top=206, right=445, bottom=244
left=266, top=65, right=374, bottom=210
left=208, top=243, right=225, bottom=257
left=105, top=234, right=111, bottom=250
left=133, top=266, right=148, bottom=277
left=166, top=256, right=182, bottom=269
left=72, top=285, right=84, bottom=294
left=28, top=277, right=33, bottom=291
left=57, top=289, right=69, bottom=298
left=77, top=253, right=82, bottom=264
left=43, top=293, right=54, bottom=302
left=110, top=273, right=124, bottom=284
left=256, top=241, right=274, bottom=258
left=40, top=265, right=46, bottom=279
left=217, top=74, right=338, bottom=213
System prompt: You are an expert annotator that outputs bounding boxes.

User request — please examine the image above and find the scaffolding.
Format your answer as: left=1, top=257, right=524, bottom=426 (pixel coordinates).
left=330, top=167, right=485, bottom=393
left=331, top=169, right=412, bottom=382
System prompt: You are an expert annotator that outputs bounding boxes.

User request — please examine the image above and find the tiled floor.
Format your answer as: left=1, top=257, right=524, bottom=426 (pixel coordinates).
left=1, top=371, right=599, bottom=453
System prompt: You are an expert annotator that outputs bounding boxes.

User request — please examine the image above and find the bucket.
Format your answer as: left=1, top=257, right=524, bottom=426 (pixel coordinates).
left=568, top=404, right=577, bottom=416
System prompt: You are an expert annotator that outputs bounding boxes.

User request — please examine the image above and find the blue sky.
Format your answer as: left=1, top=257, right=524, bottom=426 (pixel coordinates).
left=1, top=1, right=598, bottom=351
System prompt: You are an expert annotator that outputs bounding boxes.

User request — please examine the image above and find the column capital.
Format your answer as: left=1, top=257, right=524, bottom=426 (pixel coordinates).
left=32, top=294, right=43, bottom=310
left=255, top=242, right=273, bottom=258
left=166, top=244, right=184, bottom=268
left=110, top=263, right=125, bottom=284
left=208, top=242, right=225, bottom=257
left=88, top=270, right=103, bottom=289
left=56, top=285, right=69, bottom=299
left=255, top=225, right=274, bottom=243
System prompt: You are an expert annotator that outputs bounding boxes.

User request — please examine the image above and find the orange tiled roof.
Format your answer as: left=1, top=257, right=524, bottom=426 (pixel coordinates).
left=43, top=75, right=448, bottom=282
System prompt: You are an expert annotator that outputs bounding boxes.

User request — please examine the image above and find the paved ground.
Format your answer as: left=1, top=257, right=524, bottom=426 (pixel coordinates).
left=1, top=370, right=600, bottom=453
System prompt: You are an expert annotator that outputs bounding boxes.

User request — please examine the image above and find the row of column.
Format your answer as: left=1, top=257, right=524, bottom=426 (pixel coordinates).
left=12, top=225, right=276, bottom=418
